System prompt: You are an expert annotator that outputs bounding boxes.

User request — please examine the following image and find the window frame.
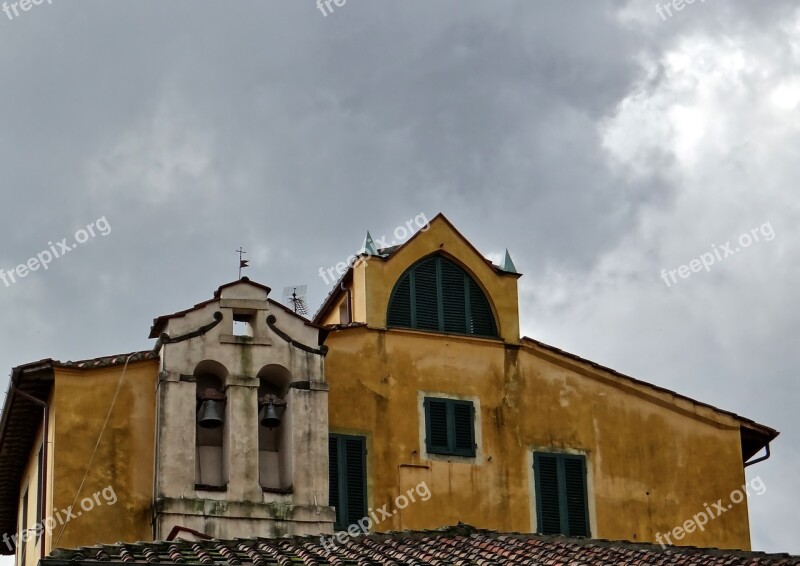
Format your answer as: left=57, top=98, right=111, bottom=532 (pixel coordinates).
left=424, top=397, right=476, bottom=458
left=533, top=451, right=590, bottom=537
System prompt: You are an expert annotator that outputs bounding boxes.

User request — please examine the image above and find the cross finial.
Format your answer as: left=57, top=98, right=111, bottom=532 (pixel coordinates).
left=236, top=247, right=249, bottom=279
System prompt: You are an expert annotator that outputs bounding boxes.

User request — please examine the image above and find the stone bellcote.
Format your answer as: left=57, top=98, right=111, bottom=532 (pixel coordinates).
left=149, top=278, right=334, bottom=539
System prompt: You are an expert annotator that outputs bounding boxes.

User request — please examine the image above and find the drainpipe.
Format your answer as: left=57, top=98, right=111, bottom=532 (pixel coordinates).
left=10, top=384, right=49, bottom=562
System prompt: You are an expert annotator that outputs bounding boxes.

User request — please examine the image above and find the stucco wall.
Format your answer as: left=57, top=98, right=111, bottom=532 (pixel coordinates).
left=49, top=360, right=158, bottom=551
left=325, top=327, right=751, bottom=549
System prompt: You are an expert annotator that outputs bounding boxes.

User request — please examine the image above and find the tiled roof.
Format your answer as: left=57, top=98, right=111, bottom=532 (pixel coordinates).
left=45, top=525, right=800, bottom=565
left=59, top=350, right=159, bottom=369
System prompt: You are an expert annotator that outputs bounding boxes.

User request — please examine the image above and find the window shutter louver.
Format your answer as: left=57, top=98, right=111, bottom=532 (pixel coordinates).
left=426, top=399, right=450, bottom=452
left=413, top=258, right=440, bottom=330
left=329, top=434, right=367, bottom=531
left=452, top=402, right=475, bottom=456
left=564, top=457, right=589, bottom=537
left=425, top=397, right=476, bottom=457
left=328, top=436, right=342, bottom=528
left=386, top=254, right=498, bottom=338
left=344, top=437, right=367, bottom=526
left=387, top=273, right=412, bottom=328
left=535, top=454, right=563, bottom=535
left=440, top=259, right=468, bottom=334
left=468, top=278, right=497, bottom=336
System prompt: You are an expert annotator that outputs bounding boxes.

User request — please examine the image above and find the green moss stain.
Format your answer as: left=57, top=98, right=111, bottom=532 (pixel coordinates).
left=239, top=341, right=253, bottom=376
left=266, top=502, right=293, bottom=521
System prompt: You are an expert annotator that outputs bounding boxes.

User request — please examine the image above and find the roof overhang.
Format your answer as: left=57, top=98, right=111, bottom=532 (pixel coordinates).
left=0, top=359, right=55, bottom=554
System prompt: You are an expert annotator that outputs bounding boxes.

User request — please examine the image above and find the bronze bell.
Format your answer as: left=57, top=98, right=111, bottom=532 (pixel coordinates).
left=259, top=402, right=281, bottom=429
left=197, top=399, right=225, bottom=429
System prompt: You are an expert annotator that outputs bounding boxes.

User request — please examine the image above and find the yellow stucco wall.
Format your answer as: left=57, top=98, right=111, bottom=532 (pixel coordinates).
left=324, top=215, right=752, bottom=550
left=48, top=360, right=158, bottom=551
left=325, top=327, right=751, bottom=550
left=15, top=422, right=47, bottom=566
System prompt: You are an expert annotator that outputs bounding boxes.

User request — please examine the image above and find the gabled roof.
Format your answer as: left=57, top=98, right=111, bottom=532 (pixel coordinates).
left=314, top=213, right=521, bottom=323
left=0, top=351, right=159, bottom=554
left=150, top=278, right=315, bottom=339
left=44, top=524, right=800, bottom=565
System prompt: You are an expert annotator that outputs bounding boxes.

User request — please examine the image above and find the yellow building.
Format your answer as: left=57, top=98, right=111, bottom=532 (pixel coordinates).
left=0, top=214, right=777, bottom=565
left=315, top=214, right=775, bottom=549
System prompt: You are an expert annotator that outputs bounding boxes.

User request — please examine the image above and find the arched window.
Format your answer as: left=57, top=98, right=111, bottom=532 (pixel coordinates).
left=387, top=255, right=498, bottom=337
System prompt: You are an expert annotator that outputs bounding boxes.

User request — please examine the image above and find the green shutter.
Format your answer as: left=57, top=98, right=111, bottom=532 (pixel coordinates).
left=468, top=278, right=497, bottom=336
left=425, top=398, right=450, bottom=453
left=534, top=453, right=590, bottom=537
left=440, top=259, right=468, bottom=333
left=387, top=254, right=498, bottom=338
left=413, top=257, right=440, bottom=330
left=329, top=434, right=367, bottom=531
left=344, top=437, right=367, bottom=526
left=534, top=453, right=562, bottom=535
left=426, top=398, right=476, bottom=457
left=564, top=456, right=589, bottom=537
left=328, top=436, right=342, bottom=529
left=452, top=401, right=475, bottom=456
left=387, top=273, right=412, bottom=328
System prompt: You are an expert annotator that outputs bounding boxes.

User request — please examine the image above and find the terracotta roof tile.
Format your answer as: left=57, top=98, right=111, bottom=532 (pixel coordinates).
left=45, top=525, right=800, bottom=565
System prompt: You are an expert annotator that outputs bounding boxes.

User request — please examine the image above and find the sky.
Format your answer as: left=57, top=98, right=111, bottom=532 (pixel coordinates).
left=1, top=0, right=799, bottom=560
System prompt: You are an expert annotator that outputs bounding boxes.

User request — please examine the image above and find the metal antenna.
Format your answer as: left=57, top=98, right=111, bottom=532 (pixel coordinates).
left=282, top=285, right=309, bottom=316
left=236, top=247, right=249, bottom=279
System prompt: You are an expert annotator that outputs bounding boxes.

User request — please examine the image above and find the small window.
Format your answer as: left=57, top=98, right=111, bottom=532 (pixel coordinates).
left=533, top=452, right=590, bottom=537
left=338, top=300, right=351, bottom=325
left=329, top=434, right=367, bottom=531
left=233, top=312, right=253, bottom=337
left=424, top=397, right=476, bottom=457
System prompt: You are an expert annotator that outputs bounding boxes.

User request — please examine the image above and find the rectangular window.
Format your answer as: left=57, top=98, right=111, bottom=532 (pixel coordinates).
left=533, top=452, right=590, bottom=537
left=328, top=434, right=367, bottom=531
left=424, top=397, right=476, bottom=457
left=20, top=486, right=28, bottom=565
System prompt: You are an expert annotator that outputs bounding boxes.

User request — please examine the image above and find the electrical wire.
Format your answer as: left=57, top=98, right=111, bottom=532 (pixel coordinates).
left=53, top=352, right=135, bottom=547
